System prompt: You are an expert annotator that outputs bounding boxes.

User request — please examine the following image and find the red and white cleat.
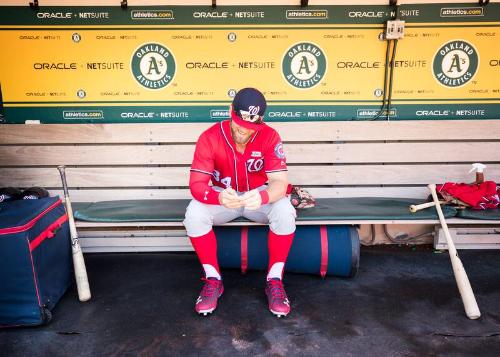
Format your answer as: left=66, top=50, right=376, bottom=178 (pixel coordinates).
left=265, top=278, right=291, bottom=318
left=195, top=277, right=224, bottom=316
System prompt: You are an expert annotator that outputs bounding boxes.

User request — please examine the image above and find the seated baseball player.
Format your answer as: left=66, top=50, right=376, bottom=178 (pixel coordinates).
left=183, top=87, right=296, bottom=317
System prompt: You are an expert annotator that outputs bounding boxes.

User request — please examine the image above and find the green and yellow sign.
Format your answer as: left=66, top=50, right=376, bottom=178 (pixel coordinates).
left=0, top=4, right=499, bottom=123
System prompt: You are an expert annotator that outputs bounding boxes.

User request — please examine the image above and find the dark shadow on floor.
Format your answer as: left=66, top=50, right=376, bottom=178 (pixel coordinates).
left=1, top=246, right=500, bottom=357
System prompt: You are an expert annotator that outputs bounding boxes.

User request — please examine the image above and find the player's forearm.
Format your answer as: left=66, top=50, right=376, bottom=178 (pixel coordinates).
left=189, top=172, right=220, bottom=205
left=190, top=182, right=220, bottom=205
left=265, top=178, right=288, bottom=204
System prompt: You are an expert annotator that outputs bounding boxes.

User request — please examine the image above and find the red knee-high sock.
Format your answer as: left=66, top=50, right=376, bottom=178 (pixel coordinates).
left=267, top=230, right=295, bottom=281
left=189, top=229, right=221, bottom=280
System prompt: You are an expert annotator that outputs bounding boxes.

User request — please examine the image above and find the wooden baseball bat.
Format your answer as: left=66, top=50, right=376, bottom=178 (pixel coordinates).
left=409, top=200, right=446, bottom=213
left=428, top=184, right=480, bottom=319
left=57, top=166, right=91, bottom=302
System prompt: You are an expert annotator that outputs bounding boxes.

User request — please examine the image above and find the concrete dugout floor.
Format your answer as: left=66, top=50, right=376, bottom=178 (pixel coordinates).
left=1, top=246, right=500, bottom=356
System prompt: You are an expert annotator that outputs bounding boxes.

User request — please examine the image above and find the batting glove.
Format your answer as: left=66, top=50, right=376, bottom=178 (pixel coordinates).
left=241, top=189, right=267, bottom=210
left=219, top=187, right=243, bottom=209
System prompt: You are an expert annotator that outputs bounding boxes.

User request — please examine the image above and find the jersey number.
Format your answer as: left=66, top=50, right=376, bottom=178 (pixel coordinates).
left=247, top=158, right=264, bottom=172
left=220, top=177, right=231, bottom=188
left=213, top=169, right=231, bottom=188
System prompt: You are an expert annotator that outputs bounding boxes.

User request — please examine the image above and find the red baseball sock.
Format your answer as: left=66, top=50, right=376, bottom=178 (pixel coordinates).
left=267, top=230, right=295, bottom=281
left=189, top=229, right=221, bottom=280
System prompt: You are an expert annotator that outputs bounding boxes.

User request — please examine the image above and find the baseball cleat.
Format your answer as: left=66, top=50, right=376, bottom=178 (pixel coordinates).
left=195, top=277, right=224, bottom=316
left=265, top=278, right=291, bottom=317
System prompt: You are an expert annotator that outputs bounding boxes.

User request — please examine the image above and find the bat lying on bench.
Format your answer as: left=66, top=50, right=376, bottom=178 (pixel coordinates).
left=409, top=200, right=446, bottom=213
left=409, top=195, right=469, bottom=213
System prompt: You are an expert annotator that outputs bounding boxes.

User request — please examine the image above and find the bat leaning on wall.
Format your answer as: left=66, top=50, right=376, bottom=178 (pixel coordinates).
left=57, top=165, right=91, bottom=302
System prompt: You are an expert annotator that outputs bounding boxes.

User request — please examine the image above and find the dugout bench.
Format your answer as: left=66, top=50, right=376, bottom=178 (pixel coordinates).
left=1, top=120, right=500, bottom=258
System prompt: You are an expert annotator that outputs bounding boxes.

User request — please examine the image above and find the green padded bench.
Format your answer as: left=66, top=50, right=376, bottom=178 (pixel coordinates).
left=73, top=197, right=464, bottom=227
left=456, top=207, right=500, bottom=220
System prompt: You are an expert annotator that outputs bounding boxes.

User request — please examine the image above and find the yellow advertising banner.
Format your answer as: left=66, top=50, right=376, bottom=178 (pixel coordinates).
left=0, top=4, right=499, bottom=122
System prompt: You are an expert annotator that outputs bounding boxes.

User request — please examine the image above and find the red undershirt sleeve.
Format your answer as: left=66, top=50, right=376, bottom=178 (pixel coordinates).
left=189, top=132, right=221, bottom=205
left=189, top=171, right=221, bottom=205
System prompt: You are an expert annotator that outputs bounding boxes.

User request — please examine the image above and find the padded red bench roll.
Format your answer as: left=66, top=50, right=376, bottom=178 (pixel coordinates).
left=215, top=225, right=359, bottom=278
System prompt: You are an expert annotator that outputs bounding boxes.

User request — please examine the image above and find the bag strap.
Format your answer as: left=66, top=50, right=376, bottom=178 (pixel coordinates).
left=320, top=225, right=329, bottom=278
left=240, top=226, right=248, bottom=274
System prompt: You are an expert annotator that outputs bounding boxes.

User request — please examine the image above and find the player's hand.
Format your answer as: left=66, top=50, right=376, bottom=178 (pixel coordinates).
left=219, top=187, right=243, bottom=209
left=241, top=189, right=262, bottom=210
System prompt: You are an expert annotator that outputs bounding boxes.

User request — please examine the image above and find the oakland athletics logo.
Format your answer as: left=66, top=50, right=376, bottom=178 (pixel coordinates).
left=131, top=43, right=176, bottom=90
left=282, top=42, right=327, bottom=89
left=433, top=40, right=478, bottom=88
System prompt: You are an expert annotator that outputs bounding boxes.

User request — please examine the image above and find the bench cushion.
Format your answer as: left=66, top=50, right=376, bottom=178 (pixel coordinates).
left=456, top=208, right=500, bottom=220
left=298, top=197, right=457, bottom=220
left=74, top=199, right=189, bottom=222
left=72, top=202, right=93, bottom=213
left=73, top=197, right=458, bottom=222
